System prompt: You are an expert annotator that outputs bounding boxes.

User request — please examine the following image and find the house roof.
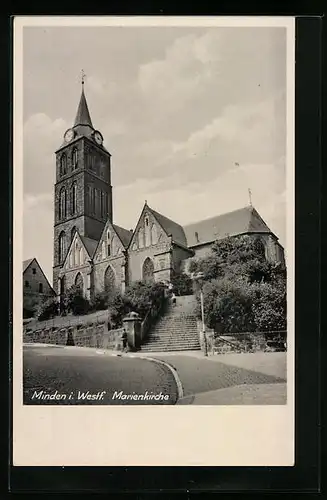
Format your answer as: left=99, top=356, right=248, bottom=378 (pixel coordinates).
left=183, top=206, right=273, bottom=248
left=113, top=224, right=133, bottom=249
left=80, top=235, right=98, bottom=258
left=148, top=206, right=187, bottom=247
left=23, top=258, right=35, bottom=272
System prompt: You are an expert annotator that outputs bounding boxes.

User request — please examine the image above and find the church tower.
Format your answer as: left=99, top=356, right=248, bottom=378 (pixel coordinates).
left=53, top=77, right=113, bottom=292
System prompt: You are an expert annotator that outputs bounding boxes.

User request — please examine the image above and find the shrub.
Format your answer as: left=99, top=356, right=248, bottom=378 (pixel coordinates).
left=90, top=291, right=109, bottom=312
left=124, top=281, right=166, bottom=319
left=23, top=308, right=34, bottom=319
left=64, top=285, right=90, bottom=316
left=107, top=290, right=130, bottom=328
left=106, top=281, right=167, bottom=328
left=37, top=297, right=59, bottom=321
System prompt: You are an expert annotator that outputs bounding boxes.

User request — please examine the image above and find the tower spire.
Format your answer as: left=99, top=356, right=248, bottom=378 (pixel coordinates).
left=74, top=71, right=93, bottom=128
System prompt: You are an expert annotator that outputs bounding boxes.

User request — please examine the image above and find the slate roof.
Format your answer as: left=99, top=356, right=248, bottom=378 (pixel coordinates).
left=148, top=206, right=187, bottom=247
left=183, top=206, right=273, bottom=248
left=23, top=258, right=34, bottom=272
left=113, top=224, right=133, bottom=249
left=80, top=235, right=98, bottom=258
left=74, top=85, right=93, bottom=128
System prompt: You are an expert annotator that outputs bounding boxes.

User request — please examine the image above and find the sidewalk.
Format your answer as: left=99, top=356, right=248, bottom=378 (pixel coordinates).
left=133, top=351, right=287, bottom=405
left=177, top=383, right=287, bottom=405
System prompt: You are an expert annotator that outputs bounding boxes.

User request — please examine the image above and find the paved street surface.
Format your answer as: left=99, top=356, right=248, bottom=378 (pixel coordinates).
left=142, top=352, right=287, bottom=405
left=23, top=344, right=178, bottom=405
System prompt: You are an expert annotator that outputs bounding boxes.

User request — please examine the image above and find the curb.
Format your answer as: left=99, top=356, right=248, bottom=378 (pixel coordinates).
left=126, top=353, right=184, bottom=403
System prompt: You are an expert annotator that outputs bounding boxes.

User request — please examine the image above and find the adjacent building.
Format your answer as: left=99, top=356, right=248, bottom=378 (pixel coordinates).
left=23, top=258, right=55, bottom=317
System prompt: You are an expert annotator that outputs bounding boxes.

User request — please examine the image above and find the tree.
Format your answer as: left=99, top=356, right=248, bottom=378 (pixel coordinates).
left=191, top=234, right=287, bottom=333
left=250, top=278, right=287, bottom=332
left=124, top=281, right=166, bottom=319
left=170, top=272, right=193, bottom=296
left=200, top=277, right=255, bottom=333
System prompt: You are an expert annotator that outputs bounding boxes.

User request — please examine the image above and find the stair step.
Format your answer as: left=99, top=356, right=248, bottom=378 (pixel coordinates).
left=142, top=295, right=201, bottom=352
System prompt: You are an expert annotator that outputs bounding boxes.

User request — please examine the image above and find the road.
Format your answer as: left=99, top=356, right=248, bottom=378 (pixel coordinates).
left=23, top=344, right=178, bottom=405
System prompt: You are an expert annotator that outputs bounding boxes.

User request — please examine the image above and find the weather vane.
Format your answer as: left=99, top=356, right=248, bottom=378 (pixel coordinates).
left=81, top=69, right=86, bottom=85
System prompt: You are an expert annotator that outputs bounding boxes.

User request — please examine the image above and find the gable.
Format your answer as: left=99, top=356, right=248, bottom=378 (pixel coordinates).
left=23, top=257, right=54, bottom=293
left=63, top=232, right=90, bottom=270
left=128, top=205, right=168, bottom=251
left=94, top=220, right=125, bottom=263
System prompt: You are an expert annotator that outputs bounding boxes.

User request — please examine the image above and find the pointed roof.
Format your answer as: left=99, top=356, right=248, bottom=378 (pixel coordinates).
left=113, top=224, right=133, bottom=249
left=183, top=206, right=273, bottom=248
left=147, top=204, right=187, bottom=247
left=74, top=84, right=93, bottom=128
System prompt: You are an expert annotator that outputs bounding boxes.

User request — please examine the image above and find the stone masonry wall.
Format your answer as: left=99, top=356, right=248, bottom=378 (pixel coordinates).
left=24, top=323, right=125, bottom=351
left=93, top=254, right=126, bottom=294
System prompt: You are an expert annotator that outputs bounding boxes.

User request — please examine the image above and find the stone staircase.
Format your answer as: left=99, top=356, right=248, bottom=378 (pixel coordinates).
left=140, top=295, right=201, bottom=352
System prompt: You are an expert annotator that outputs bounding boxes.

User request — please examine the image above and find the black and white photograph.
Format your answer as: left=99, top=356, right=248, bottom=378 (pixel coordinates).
left=14, top=16, right=295, bottom=466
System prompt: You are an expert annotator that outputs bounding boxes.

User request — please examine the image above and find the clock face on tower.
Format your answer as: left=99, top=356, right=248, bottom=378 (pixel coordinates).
left=64, top=128, right=75, bottom=143
left=94, top=130, right=103, bottom=145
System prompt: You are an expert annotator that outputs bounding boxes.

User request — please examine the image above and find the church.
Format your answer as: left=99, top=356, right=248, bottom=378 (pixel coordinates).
left=53, top=82, right=285, bottom=302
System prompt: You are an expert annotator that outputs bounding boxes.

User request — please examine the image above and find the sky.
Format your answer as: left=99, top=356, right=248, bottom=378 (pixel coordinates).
left=23, top=25, right=287, bottom=284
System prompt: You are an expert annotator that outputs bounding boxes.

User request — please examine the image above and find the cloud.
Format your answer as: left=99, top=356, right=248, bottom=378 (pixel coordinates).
left=23, top=113, right=67, bottom=196
left=22, top=26, right=288, bottom=283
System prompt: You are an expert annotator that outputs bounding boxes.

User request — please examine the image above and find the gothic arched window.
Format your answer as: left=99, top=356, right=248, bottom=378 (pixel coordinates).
left=58, top=231, right=66, bottom=264
left=69, top=249, right=73, bottom=268
left=79, top=247, right=84, bottom=265
left=59, top=188, right=67, bottom=220
left=92, top=187, right=96, bottom=214
left=71, top=182, right=77, bottom=215
left=107, top=230, right=111, bottom=256
left=71, top=226, right=77, bottom=242
left=72, top=148, right=78, bottom=169
left=142, top=257, right=154, bottom=284
left=104, top=193, right=108, bottom=217
left=145, top=217, right=151, bottom=247
left=104, top=265, right=116, bottom=294
left=60, top=154, right=67, bottom=176
left=138, top=228, right=144, bottom=249
left=100, top=191, right=104, bottom=218
left=151, top=224, right=158, bottom=245
left=102, top=241, right=106, bottom=260
left=75, top=241, right=80, bottom=266
left=95, top=189, right=99, bottom=216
